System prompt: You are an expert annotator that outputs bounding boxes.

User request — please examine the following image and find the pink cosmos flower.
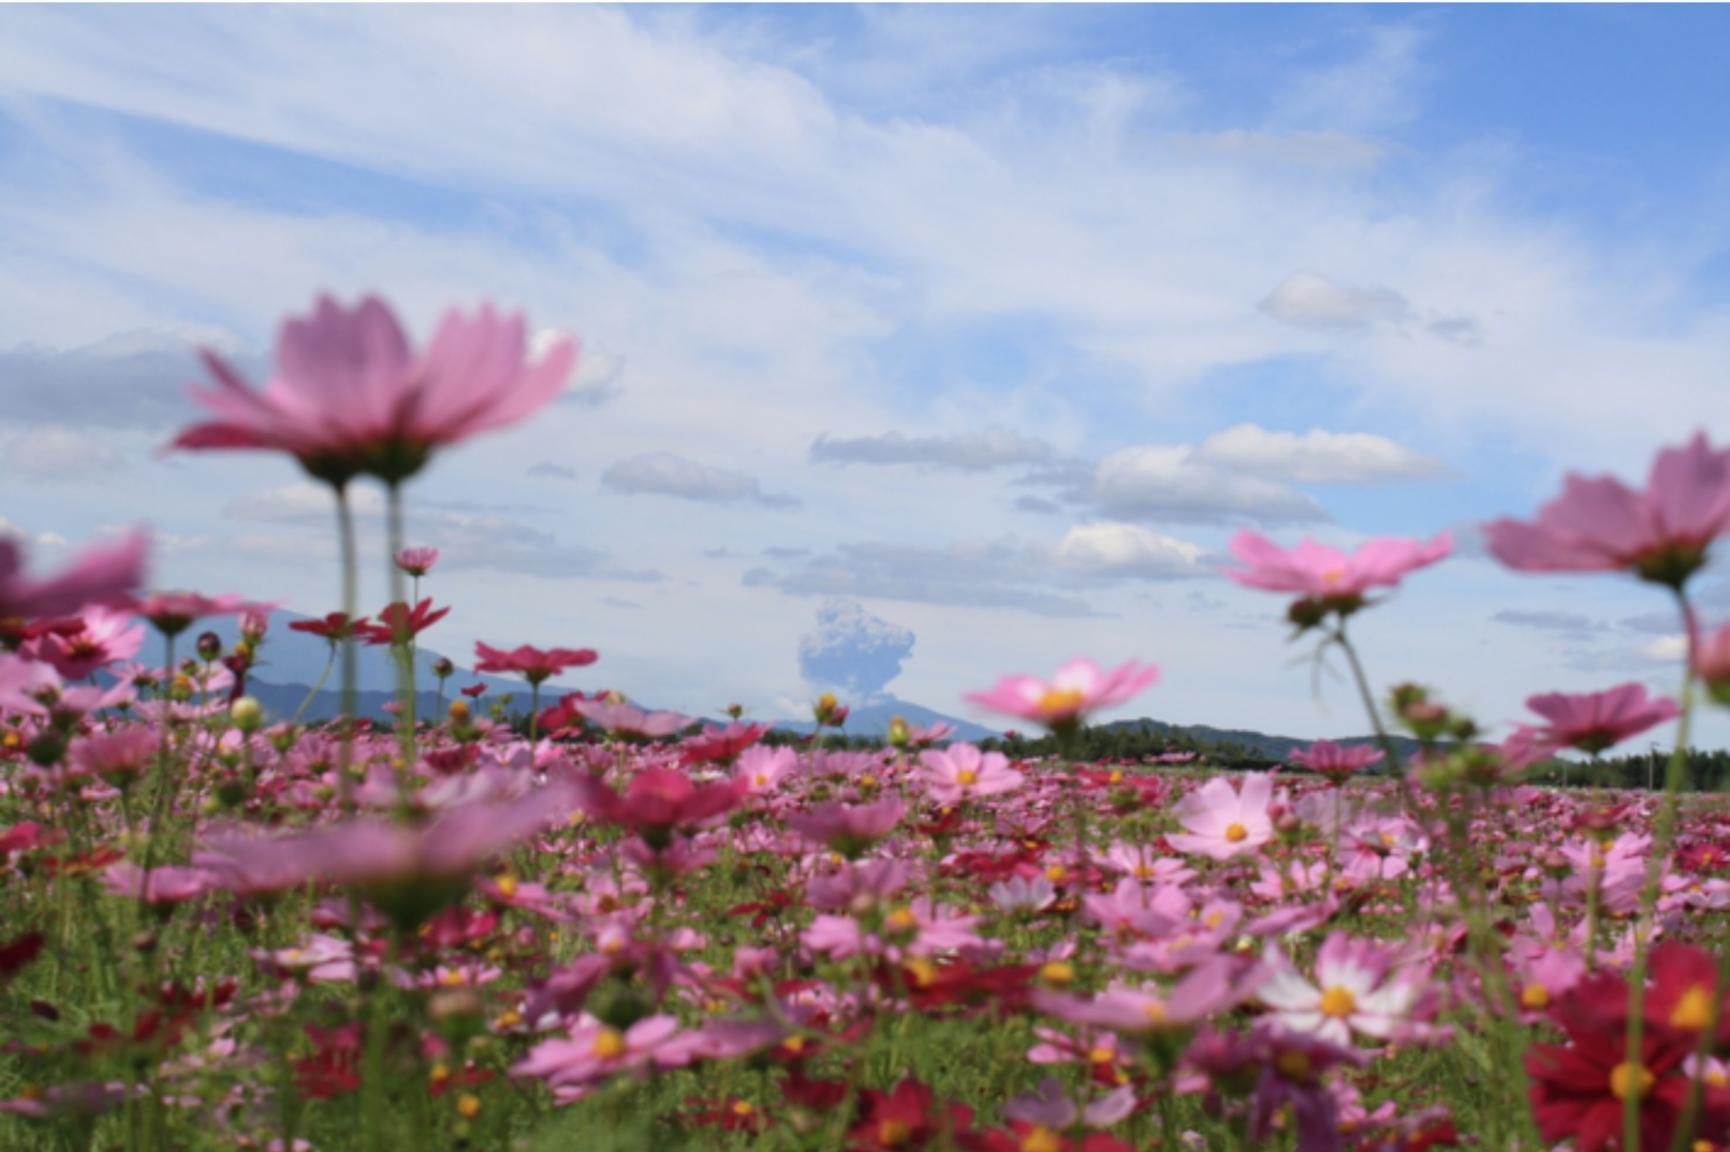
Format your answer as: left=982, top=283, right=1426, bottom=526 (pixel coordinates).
left=570, top=768, right=741, bottom=843
left=680, top=722, right=769, bottom=767
left=1033, top=958, right=1257, bottom=1034
left=1167, top=774, right=1276, bottom=860
left=395, top=547, right=439, bottom=577
left=1258, top=933, right=1425, bottom=1046
left=787, top=798, right=907, bottom=856
left=964, top=658, right=1160, bottom=731
left=917, top=743, right=1024, bottom=805
left=473, top=642, right=598, bottom=686
left=513, top=1015, right=693, bottom=1105
left=1287, top=740, right=1383, bottom=785
left=1505, top=682, right=1679, bottom=760
left=31, top=608, right=145, bottom=680
left=174, top=295, right=578, bottom=486
left=1694, top=621, right=1730, bottom=705
left=360, top=599, right=450, bottom=646
left=1485, top=433, right=1730, bottom=587
left=731, top=744, right=796, bottom=795
left=1224, top=530, right=1452, bottom=619
left=68, top=727, right=158, bottom=788
left=0, top=531, right=148, bottom=622
left=124, top=591, right=254, bottom=638
left=565, top=698, right=692, bottom=740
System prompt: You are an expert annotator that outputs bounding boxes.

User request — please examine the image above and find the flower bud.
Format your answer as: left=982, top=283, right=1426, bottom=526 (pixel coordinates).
left=433, top=656, right=455, bottom=679
left=230, top=696, right=264, bottom=733
left=195, top=631, right=222, bottom=663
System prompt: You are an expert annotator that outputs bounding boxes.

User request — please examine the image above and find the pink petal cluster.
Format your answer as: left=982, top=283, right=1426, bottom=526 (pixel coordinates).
left=965, top=657, right=1159, bottom=730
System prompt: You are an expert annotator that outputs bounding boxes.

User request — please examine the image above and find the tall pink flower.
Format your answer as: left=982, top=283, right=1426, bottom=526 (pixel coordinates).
left=1506, top=682, right=1679, bottom=759
left=395, top=547, right=439, bottom=577
left=124, top=591, right=254, bottom=638
left=173, top=295, right=578, bottom=486
left=1693, top=622, right=1730, bottom=706
left=1224, top=530, right=1451, bottom=625
left=1168, top=774, right=1275, bottom=860
left=474, top=642, right=598, bottom=686
left=0, top=532, right=148, bottom=621
left=31, top=608, right=145, bottom=680
left=1485, top=432, right=1730, bottom=588
left=964, top=657, right=1159, bottom=732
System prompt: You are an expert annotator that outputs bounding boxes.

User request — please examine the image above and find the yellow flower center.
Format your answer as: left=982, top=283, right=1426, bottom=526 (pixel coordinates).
left=1520, top=983, right=1551, bottom=1010
left=1108, top=770, right=1124, bottom=784
left=1088, top=1045, right=1114, bottom=1065
left=494, top=1010, right=522, bottom=1031
left=1224, top=823, right=1249, bottom=844
left=494, top=873, right=517, bottom=898
left=1021, top=1126, right=1063, bottom=1152
left=1142, top=1000, right=1168, bottom=1026
left=456, top=1094, right=481, bottom=1120
left=1045, top=864, right=1068, bottom=883
left=1671, top=984, right=1715, bottom=1032
left=1275, top=1050, right=1313, bottom=1081
left=1038, top=687, right=1086, bottom=716
left=732, top=1100, right=755, bottom=1117
left=1039, top=961, right=1075, bottom=986
left=878, top=1119, right=913, bottom=1147
left=1318, top=985, right=1357, bottom=1019
left=860, top=775, right=879, bottom=789
left=904, top=957, right=939, bottom=988
left=955, top=769, right=978, bottom=786
left=592, top=1027, right=627, bottom=1060
left=754, top=773, right=769, bottom=787
left=439, top=969, right=468, bottom=987
left=1322, top=568, right=1345, bottom=584
left=782, top=1036, right=807, bottom=1056
left=1610, top=1062, right=1654, bottom=1101
left=885, top=907, right=918, bottom=932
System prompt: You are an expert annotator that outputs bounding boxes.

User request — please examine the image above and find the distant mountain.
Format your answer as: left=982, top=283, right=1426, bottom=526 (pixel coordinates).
left=770, top=696, right=999, bottom=743
left=1094, top=717, right=1435, bottom=761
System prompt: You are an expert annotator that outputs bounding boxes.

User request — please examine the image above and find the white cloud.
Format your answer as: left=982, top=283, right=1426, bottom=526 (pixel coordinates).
left=1260, top=271, right=1408, bottom=329
left=1056, top=521, right=1206, bottom=578
left=602, top=452, right=801, bottom=509
left=1090, top=445, right=1327, bottom=525
left=1192, top=424, right=1444, bottom=484
left=1641, top=635, right=1689, bottom=663
left=810, top=430, right=1054, bottom=472
left=3, top=426, right=128, bottom=480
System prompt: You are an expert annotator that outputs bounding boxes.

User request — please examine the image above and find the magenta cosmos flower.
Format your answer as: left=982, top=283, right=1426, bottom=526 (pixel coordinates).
left=1696, top=622, right=1730, bottom=705
left=964, top=657, right=1159, bottom=733
left=1485, top=432, right=1730, bottom=588
left=1225, top=530, right=1451, bottom=626
left=174, top=295, right=578, bottom=486
left=474, top=642, right=598, bottom=686
left=124, top=591, right=254, bottom=638
left=787, top=797, right=906, bottom=857
left=1287, top=740, right=1384, bottom=785
left=571, top=768, right=741, bottom=847
left=0, top=531, right=148, bottom=622
left=1168, top=773, right=1276, bottom=860
left=1506, top=682, right=1679, bottom=759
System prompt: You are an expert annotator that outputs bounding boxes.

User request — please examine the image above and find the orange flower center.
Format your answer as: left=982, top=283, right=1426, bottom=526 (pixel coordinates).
left=1038, top=687, right=1086, bottom=716
left=955, top=769, right=978, bottom=786
left=1520, top=983, right=1551, bottom=1010
left=878, top=1120, right=913, bottom=1147
left=1021, top=1127, right=1063, bottom=1152
left=1224, top=823, right=1249, bottom=843
left=1319, top=985, right=1357, bottom=1019
left=1671, top=984, right=1715, bottom=1032
left=592, top=1027, right=627, bottom=1060
left=1610, top=1062, right=1654, bottom=1101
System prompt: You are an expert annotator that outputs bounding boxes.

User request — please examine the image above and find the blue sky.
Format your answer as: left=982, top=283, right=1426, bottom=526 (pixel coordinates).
left=2, top=4, right=1728, bottom=746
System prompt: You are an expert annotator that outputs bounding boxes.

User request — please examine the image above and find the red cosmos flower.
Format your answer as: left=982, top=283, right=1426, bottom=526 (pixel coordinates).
left=473, top=642, right=597, bottom=686
left=571, top=768, right=742, bottom=848
left=296, top=1024, right=362, bottom=1099
left=288, top=613, right=373, bottom=642
left=360, top=599, right=450, bottom=646
left=848, top=1079, right=974, bottom=1152
left=0, top=932, right=44, bottom=984
left=681, top=722, right=770, bottom=767
left=1527, top=1022, right=1700, bottom=1151
left=459, top=683, right=487, bottom=699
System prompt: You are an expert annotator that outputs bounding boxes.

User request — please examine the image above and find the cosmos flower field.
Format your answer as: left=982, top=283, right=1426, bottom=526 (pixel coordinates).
left=7, top=296, right=1730, bottom=1152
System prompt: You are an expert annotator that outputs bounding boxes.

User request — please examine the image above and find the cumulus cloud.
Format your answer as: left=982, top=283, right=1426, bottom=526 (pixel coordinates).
left=797, top=598, right=915, bottom=702
left=1056, top=521, right=1207, bottom=579
left=1088, top=445, right=1328, bottom=525
left=602, top=452, right=800, bottom=509
left=0, top=334, right=237, bottom=429
left=810, top=430, right=1054, bottom=472
left=3, top=426, right=128, bottom=480
left=1260, top=271, right=1409, bottom=329
left=1192, top=424, right=1444, bottom=484
left=526, top=461, right=578, bottom=481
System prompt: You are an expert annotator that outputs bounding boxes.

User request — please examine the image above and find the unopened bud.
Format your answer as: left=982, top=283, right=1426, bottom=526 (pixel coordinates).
left=230, top=696, right=264, bottom=733
left=195, top=631, right=222, bottom=663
